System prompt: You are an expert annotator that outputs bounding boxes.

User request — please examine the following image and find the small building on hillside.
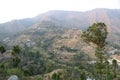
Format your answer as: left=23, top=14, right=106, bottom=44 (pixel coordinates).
left=113, top=56, right=120, bottom=66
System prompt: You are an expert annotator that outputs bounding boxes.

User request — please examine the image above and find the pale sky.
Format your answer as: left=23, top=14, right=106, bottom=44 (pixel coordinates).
left=0, top=0, right=120, bottom=23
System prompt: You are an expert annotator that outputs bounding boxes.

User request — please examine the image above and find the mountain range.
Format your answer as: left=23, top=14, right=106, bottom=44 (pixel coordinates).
left=0, top=8, right=120, bottom=46
left=0, top=8, right=120, bottom=35
left=0, top=8, right=118, bottom=57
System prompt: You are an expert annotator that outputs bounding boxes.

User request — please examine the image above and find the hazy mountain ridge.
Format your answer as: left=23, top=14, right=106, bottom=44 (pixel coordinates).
left=0, top=18, right=38, bottom=34
left=0, top=8, right=120, bottom=44
left=34, top=8, right=120, bottom=32
left=0, top=9, right=120, bottom=33
left=0, top=8, right=120, bottom=35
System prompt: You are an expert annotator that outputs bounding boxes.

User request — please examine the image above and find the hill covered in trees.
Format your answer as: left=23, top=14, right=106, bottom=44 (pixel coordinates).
left=0, top=9, right=120, bottom=79
left=0, top=22, right=120, bottom=80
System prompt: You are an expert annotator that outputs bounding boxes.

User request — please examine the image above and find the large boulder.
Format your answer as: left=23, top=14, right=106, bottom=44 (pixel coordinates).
left=8, top=75, right=19, bottom=80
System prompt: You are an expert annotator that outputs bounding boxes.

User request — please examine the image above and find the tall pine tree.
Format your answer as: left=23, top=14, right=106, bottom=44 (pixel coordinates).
left=81, top=22, right=108, bottom=80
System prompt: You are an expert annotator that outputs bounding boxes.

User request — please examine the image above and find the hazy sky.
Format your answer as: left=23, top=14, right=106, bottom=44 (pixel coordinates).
left=0, top=0, right=120, bottom=23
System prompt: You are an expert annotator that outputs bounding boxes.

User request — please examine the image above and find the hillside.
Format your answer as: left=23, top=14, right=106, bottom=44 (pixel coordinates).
left=34, top=8, right=120, bottom=32
left=1, top=23, right=120, bottom=79
left=0, top=8, right=120, bottom=43
left=2, top=8, right=120, bottom=60
left=0, top=8, right=120, bottom=35
left=0, top=18, right=38, bottom=40
left=0, top=8, right=120, bottom=79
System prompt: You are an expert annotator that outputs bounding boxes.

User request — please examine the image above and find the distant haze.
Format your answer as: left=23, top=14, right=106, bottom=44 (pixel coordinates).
left=0, top=0, right=120, bottom=23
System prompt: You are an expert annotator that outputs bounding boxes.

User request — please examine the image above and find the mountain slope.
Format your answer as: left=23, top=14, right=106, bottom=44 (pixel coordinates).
left=34, top=8, right=120, bottom=32
left=0, top=18, right=38, bottom=34
left=0, top=8, right=120, bottom=34
left=0, top=8, right=120, bottom=41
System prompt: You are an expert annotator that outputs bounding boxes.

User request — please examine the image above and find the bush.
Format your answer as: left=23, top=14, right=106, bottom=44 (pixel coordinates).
left=6, top=68, right=23, bottom=77
left=23, top=69, right=32, bottom=76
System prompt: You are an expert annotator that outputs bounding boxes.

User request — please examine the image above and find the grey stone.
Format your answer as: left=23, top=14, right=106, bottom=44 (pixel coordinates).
left=8, top=75, right=19, bottom=80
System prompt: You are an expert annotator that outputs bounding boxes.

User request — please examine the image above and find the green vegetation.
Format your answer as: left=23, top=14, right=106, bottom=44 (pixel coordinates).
left=12, top=45, right=21, bottom=67
left=0, top=22, right=120, bottom=80
left=0, top=45, right=6, bottom=54
left=81, top=22, right=120, bottom=80
left=82, top=22, right=108, bottom=80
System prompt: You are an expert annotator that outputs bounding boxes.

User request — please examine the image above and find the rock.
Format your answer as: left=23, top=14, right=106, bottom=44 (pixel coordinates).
left=86, top=77, right=92, bottom=80
left=8, top=75, right=19, bottom=80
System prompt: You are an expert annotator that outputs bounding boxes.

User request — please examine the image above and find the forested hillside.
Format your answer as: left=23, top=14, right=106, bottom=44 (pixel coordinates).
left=0, top=9, right=120, bottom=80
